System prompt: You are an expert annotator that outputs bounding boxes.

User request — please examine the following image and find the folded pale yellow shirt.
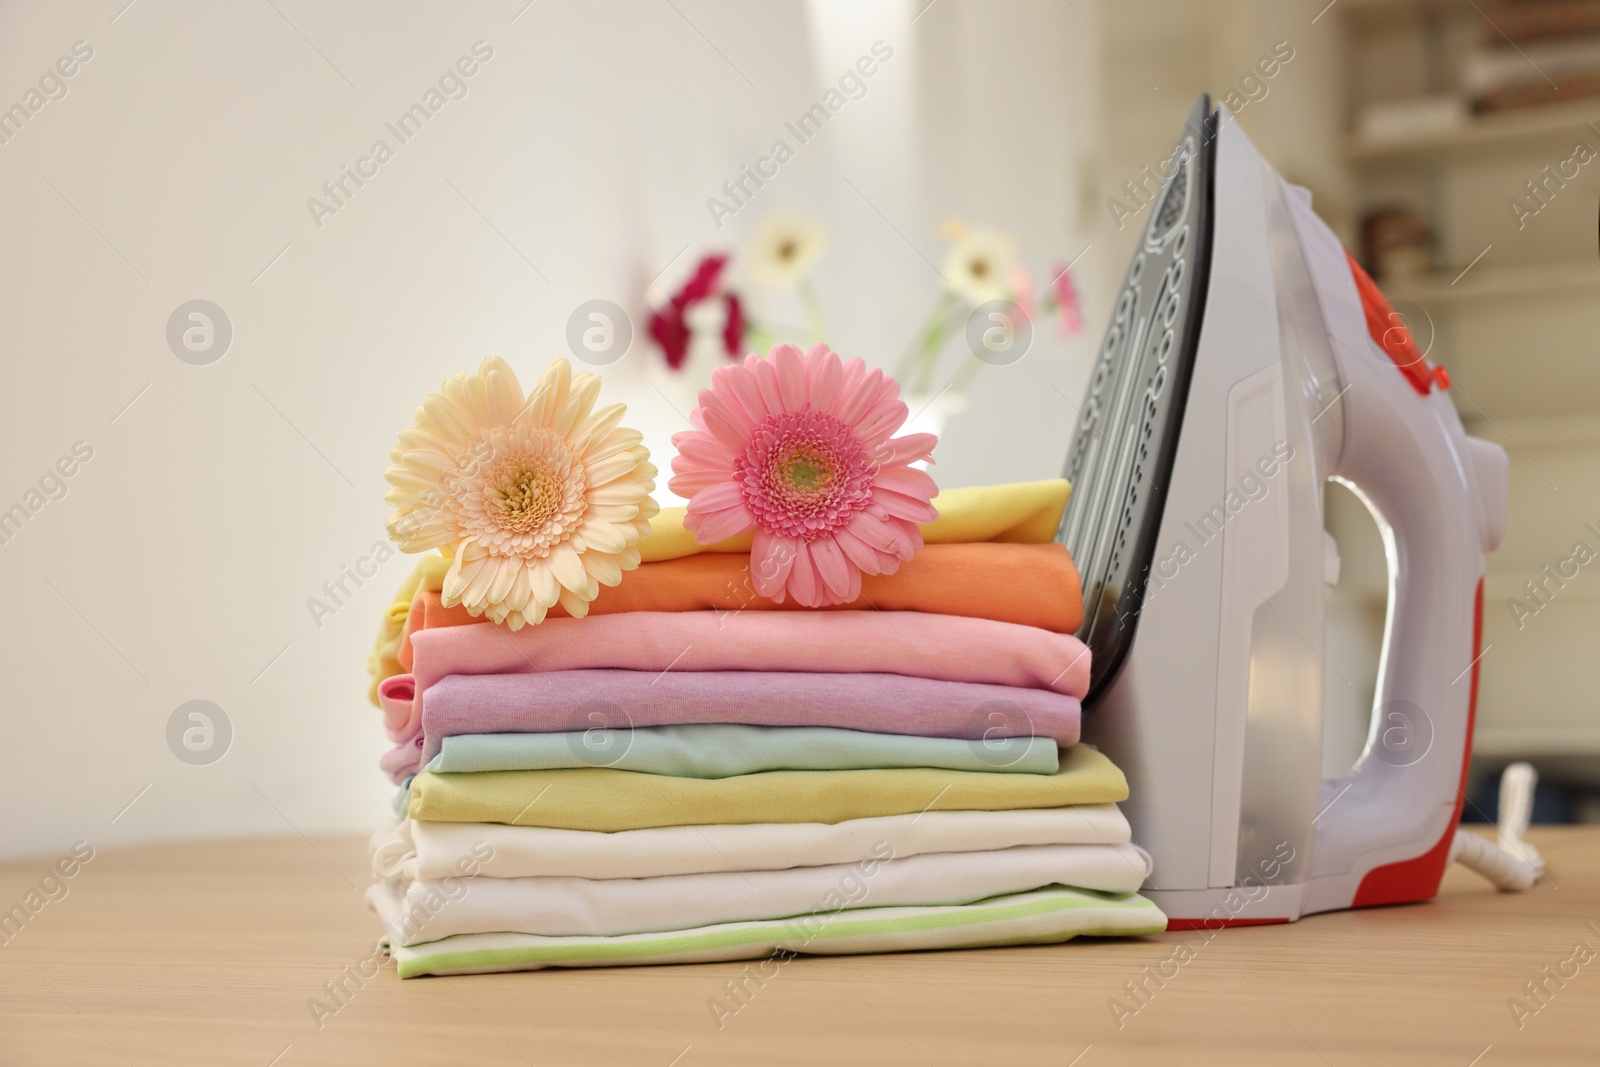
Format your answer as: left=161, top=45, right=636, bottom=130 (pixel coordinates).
left=407, top=743, right=1124, bottom=831
left=368, top=478, right=1072, bottom=702
left=636, top=477, right=1071, bottom=563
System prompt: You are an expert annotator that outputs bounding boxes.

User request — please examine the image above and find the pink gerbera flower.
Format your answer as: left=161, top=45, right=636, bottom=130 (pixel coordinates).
left=669, top=343, right=939, bottom=607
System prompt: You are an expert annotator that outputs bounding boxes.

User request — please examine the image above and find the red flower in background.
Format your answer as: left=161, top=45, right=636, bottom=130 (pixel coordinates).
left=722, top=292, right=746, bottom=357
left=648, top=304, right=693, bottom=369
left=648, top=253, right=746, bottom=370
left=679, top=255, right=727, bottom=303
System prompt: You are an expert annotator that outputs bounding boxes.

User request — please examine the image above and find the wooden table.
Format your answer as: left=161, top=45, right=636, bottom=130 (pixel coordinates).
left=1, top=828, right=1596, bottom=1066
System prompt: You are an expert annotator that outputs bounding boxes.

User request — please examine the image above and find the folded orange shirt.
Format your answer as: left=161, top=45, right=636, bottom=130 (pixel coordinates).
left=396, top=542, right=1083, bottom=670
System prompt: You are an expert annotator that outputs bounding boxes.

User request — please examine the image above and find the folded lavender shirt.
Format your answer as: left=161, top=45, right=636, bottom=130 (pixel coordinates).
left=379, top=670, right=1081, bottom=776
left=389, top=612, right=1092, bottom=741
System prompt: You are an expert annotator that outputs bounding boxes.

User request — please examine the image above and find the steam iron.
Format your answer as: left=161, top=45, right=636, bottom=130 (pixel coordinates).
left=1060, top=96, right=1512, bottom=926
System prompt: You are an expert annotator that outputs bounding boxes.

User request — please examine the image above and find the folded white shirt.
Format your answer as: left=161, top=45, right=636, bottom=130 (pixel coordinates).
left=379, top=841, right=1154, bottom=943
left=370, top=804, right=1132, bottom=882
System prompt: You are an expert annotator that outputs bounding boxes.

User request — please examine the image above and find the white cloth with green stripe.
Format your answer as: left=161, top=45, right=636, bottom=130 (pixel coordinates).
left=370, top=883, right=1167, bottom=977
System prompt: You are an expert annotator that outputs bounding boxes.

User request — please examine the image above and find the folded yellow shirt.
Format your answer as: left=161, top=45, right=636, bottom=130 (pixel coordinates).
left=636, top=477, right=1071, bottom=563
left=368, top=478, right=1071, bottom=701
left=407, top=743, right=1123, bottom=831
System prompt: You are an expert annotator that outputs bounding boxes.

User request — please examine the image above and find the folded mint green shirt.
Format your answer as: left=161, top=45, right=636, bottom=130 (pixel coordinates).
left=424, top=724, right=1059, bottom=778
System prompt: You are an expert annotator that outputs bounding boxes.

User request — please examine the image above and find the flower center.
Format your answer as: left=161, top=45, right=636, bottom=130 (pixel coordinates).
left=783, top=451, right=829, bottom=493
left=777, top=239, right=797, bottom=262
left=969, top=257, right=990, bottom=279
left=489, top=463, right=563, bottom=533
left=450, top=424, right=589, bottom=558
left=738, top=410, right=873, bottom=541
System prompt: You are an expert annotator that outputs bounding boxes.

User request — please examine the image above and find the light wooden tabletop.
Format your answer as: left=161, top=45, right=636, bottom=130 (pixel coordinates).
left=1, top=828, right=1596, bottom=1066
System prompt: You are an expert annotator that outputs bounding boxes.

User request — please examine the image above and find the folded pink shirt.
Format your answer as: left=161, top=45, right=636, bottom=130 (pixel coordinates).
left=381, top=611, right=1092, bottom=741
left=375, top=669, right=1082, bottom=779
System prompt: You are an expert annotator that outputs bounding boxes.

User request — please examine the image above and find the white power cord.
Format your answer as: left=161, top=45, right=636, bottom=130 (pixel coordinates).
left=1450, top=761, right=1546, bottom=892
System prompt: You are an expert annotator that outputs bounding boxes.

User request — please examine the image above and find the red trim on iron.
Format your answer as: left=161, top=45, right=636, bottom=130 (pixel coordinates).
left=1164, top=917, right=1290, bottom=932
left=1345, top=251, right=1439, bottom=397
left=1351, top=577, right=1484, bottom=908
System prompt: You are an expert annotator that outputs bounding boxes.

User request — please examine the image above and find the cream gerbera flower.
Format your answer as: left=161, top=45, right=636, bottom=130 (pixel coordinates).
left=748, top=213, right=828, bottom=288
left=941, top=223, right=1018, bottom=306
left=385, top=357, right=658, bottom=629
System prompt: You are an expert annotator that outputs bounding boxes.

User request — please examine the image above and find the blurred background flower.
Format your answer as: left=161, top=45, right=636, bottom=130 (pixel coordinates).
left=647, top=253, right=743, bottom=371
left=647, top=210, right=1081, bottom=487
left=747, top=214, right=829, bottom=289
left=940, top=221, right=1019, bottom=306
left=1046, top=261, right=1084, bottom=339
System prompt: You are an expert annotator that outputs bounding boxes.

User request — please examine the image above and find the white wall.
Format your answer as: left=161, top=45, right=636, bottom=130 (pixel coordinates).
left=0, top=0, right=1104, bottom=859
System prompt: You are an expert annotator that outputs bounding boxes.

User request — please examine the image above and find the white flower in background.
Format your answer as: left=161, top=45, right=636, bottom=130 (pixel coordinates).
left=747, top=214, right=829, bottom=288
left=941, top=223, right=1018, bottom=305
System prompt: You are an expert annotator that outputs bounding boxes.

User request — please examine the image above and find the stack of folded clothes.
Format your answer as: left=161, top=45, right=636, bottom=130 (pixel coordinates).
left=363, top=352, right=1165, bottom=978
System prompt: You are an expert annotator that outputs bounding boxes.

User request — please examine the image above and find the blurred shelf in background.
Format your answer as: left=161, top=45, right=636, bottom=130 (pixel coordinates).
left=1348, top=96, right=1600, bottom=164
left=1333, top=0, right=1471, bottom=30
left=1338, top=0, right=1600, bottom=784
left=1381, top=258, right=1600, bottom=301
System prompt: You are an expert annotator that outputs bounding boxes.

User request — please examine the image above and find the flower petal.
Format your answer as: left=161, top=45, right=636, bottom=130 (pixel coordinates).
left=807, top=344, right=843, bottom=412
left=846, top=509, right=910, bottom=556
left=785, top=540, right=820, bottom=606
left=721, top=362, right=769, bottom=425
left=576, top=520, right=628, bottom=555
left=441, top=549, right=470, bottom=606
left=483, top=360, right=523, bottom=422
left=462, top=553, right=503, bottom=607
left=874, top=432, right=939, bottom=467
left=686, top=498, right=754, bottom=544
left=853, top=398, right=910, bottom=445
left=431, top=383, right=476, bottom=443
left=771, top=343, right=808, bottom=411
left=874, top=464, right=939, bottom=503
left=527, top=358, right=570, bottom=423
left=751, top=530, right=797, bottom=600
left=808, top=535, right=856, bottom=602
left=530, top=559, right=561, bottom=608
left=485, top=555, right=519, bottom=606
left=687, top=479, right=745, bottom=513
left=749, top=354, right=787, bottom=417
left=571, top=402, right=628, bottom=455
left=695, top=394, right=752, bottom=451
left=585, top=452, right=643, bottom=487
left=584, top=426, right=647, bottom=463
left=507, top=562, right=532, bottom=612
left=588, top=481, right=651, bottom=505
left=833, top=526, right=887, bottom=575
left=558, top=584, right=592, bottom=618
left=873, top=485, right=939, bottom=523
left=384, top=466, right=442, bottom=495
left=669, top=470, right=732, bottom=498
left=584, top=503, right=641, bottom=523
left=672, top=430, right=735, bottom=469
left=835, top=366, right=884, bottom=427
left=583, top=550, right=624, bottom=587
left=547, top=541, right=588, bottom=594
